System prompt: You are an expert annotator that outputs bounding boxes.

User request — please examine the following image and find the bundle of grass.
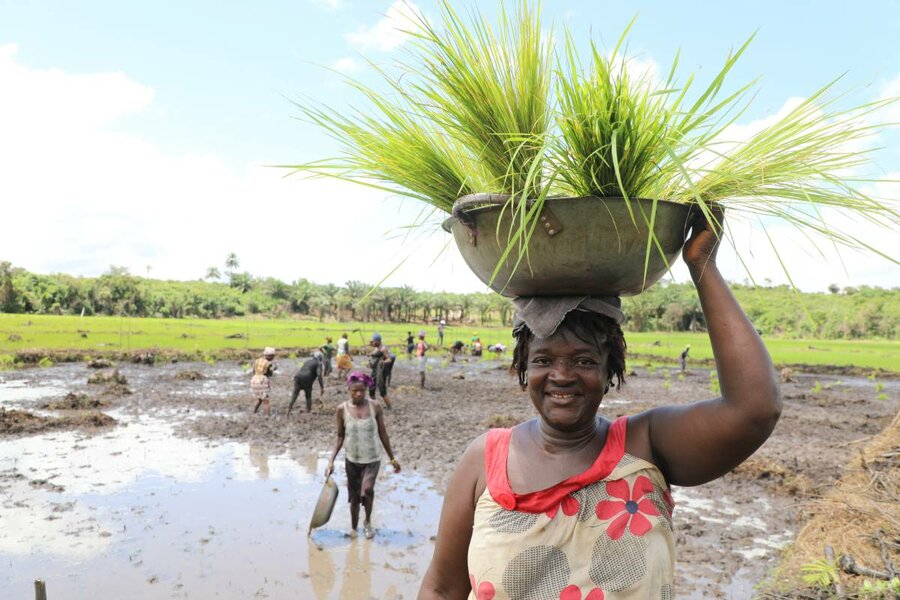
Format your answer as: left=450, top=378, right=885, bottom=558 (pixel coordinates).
left=765, top=411, right=900, bottom=597
left=42, top=392, right=109, bottom=410
left=289, top=1, right=899, bottom=293
left=87, top=369, right=127, bottom=385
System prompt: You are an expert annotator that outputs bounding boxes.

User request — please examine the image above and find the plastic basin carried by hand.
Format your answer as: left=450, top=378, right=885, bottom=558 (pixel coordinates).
left=308, top=476, right=339, bottom=534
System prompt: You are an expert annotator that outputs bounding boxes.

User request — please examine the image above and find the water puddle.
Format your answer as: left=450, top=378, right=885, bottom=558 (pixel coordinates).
left=0, top=411, right=441, bottom=599
left=0, top=376, right=68, bottom=404
left=672, top=486, right=791, bottom=598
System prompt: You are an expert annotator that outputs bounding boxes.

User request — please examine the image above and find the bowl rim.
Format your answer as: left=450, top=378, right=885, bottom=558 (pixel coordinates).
left=441, top=194, right=690, bottom=233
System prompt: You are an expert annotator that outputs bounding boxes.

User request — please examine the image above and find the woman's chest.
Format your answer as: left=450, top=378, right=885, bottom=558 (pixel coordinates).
left=468, top=472, right=676, bottom=600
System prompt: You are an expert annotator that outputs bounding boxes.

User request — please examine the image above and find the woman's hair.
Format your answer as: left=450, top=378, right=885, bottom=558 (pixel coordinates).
left=511, top=310, right=627, bottom=390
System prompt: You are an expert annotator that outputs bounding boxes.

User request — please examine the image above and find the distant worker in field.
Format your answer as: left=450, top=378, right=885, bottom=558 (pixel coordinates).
left=250, top=347, right=277, bottom=416
left=471, top=336, right=483, bottom=357
left=336, top=332, right=353, bottom=380
left=437, top=319, right=446, bottom=347
left=406, top=331, right=415, bottom=360
left=367, top=333, right=393, bottom=409
left=680, top=344, right=691, bottom=372
left=288, top=352, right=325, bottom=415
left=416, top=330, right=429, bottom=388
left=325, top=371, right=401, bottom=539
left=449, top=340, right=464, bottom=363
left=319, top=336, right=336, bottom=377
left=487, top=343, right=507, bottom=358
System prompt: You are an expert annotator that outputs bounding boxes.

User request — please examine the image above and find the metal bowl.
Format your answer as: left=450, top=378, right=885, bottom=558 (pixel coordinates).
left=442, top=195, right=692, bottom=297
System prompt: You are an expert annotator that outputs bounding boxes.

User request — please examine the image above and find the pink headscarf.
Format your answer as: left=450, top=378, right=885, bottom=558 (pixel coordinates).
left=346, top=371, right=375, bottom=389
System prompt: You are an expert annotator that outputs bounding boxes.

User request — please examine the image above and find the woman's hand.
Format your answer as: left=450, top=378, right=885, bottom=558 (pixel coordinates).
left=325, top=462, right=334, bottom=478
left=683, top=204, right=724, bottom=272
left=390, top=458, right=401, bottom=473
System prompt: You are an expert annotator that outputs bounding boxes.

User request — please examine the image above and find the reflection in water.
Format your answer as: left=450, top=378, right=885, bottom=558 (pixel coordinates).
left=308, top=536, right=336, bottom=599
left=249, top=443, right=270, bottom=479
left=0, top=412, right=442, bottom=599
left=340, top=538, right=372, bottom=600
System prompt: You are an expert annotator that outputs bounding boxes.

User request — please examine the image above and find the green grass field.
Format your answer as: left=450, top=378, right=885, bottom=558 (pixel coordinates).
left=0, top=314, right=897, bottom=373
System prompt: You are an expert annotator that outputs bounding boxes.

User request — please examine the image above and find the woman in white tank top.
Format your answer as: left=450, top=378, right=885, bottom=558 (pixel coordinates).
left=326, top=371, right=401, bottom=539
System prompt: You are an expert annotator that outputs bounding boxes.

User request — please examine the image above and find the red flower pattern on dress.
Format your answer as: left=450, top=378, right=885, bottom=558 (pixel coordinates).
left=469, top=573, right=495, bottom=600
left=545, top=493, right=580, bottom=519
left=559, top=585, right=605, bottom=600
left=595, top=476, right=660, bottom=540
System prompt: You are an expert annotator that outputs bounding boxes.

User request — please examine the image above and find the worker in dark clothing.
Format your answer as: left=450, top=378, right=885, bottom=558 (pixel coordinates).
left=680, top=344, right=691, bottom=372
left=288, top=352, right=325, bottom=415
left=367, top=333, right=393, bottom=408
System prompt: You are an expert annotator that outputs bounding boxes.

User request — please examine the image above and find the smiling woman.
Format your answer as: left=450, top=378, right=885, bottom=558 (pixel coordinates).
left=418, top=210, right=782, bottom=599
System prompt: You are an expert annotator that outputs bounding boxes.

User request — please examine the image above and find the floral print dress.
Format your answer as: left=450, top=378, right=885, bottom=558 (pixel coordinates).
left=467, top=417, right=676, bottom=600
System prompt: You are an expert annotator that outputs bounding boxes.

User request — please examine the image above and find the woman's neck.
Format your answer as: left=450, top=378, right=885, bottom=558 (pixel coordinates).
left=532, top=418, right=601, bottom=454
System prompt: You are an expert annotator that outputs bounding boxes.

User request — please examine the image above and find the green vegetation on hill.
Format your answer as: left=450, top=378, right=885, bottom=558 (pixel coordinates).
left=1, top=261, right=897, bottom=342
left=1, top=314, right=897, bottom=374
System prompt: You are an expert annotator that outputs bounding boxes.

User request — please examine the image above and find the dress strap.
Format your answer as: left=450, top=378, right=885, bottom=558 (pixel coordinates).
left=484, top=417, right=629, bottom=513
left=484, top=428, right=516, bottom=510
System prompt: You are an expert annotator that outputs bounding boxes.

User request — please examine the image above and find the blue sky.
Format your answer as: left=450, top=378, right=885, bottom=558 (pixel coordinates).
left=1, top=0, right=898, bottom=292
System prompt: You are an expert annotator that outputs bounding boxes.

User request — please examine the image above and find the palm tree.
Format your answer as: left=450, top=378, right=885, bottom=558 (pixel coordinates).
left=205, top=267, right=221, bottom=281
left=224, top=253, right=240, bottom=275
left=345, top=280, right=368, bottom=321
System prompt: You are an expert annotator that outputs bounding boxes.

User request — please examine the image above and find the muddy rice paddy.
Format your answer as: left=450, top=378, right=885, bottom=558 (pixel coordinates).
left=1, top=355, right=897, bottom=599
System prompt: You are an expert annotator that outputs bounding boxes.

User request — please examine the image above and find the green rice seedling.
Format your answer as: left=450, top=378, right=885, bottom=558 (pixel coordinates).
left=811, top=380, right=822, bottom=395
left=662, top=380, right=671, bottom=392
left=875, top=382, right=884, bottom=393
left=876, top=393, right=888, bottom=401
left=800, top=559, right=838, bottom=588
left=0, top=354, right=16, bottom=370
left=288, top=0, right=550, bottom=207
left=38, top=357, right=54, bottom=368
left=289, top=1, right=899, bottom=288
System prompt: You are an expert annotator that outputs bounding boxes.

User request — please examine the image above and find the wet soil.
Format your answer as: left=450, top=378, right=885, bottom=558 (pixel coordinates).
left=1, top=358, right=898, bottom=598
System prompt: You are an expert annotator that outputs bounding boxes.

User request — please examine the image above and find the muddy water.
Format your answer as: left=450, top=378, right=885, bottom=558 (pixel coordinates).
left=2, top=360, right=897, bottom=599
left=0, top=409, right=441, bottom=599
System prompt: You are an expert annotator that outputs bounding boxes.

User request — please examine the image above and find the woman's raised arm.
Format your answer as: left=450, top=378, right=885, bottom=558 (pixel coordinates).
left=635, top=209, right=782, bottom=486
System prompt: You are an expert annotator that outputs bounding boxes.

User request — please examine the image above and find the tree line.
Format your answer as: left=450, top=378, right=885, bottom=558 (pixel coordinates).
left=0, top=260, right=896, bottom=339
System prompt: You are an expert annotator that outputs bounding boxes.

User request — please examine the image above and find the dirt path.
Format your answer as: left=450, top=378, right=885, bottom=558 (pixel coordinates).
left=2, top=357, right=898, bottom=597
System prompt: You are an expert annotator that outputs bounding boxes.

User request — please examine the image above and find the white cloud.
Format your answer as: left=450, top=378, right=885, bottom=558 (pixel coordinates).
left=0, top=44, right=895, bottom=296
left=309, top=0, right=343, bottom=10
left=0, top=44, right=488, bottom=293
left=332, top=56, right=361, bottom=73
left=344, top=1, right=425, bottom=53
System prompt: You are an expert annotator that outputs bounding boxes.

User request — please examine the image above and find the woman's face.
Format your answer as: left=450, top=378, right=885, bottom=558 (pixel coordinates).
left=526, top=328, right=609, bottom=432
left=348, top=382, right=368, bottom=402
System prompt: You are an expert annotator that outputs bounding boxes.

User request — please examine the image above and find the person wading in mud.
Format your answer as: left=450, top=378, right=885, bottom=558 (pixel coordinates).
left=415, top=330, right=429, bottom=389
left=367, top=333, right=393, bottom=409
left=418, top=209, right=782, bottom=599
left=680, top=344, right=691, bottom=372
left=288, top=352, right=325, bottom=415
left=250, top=347, right=277, bottom=417
left=406, top=331, right=416, bottom=360
left=326, top=371, right=401, bottom=539
left=336, top=332, right=353, bottom=380
left=319, top=336, right=336, bottom=377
